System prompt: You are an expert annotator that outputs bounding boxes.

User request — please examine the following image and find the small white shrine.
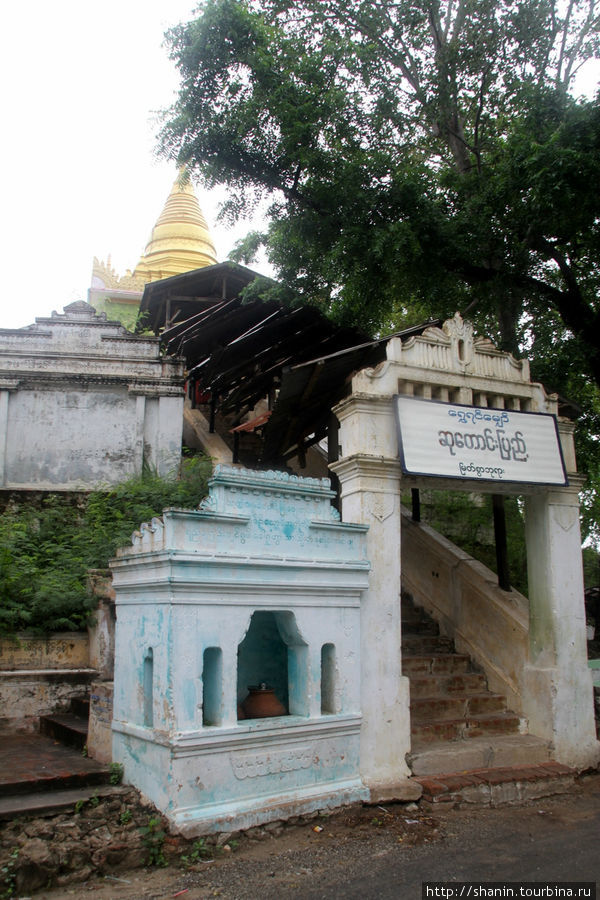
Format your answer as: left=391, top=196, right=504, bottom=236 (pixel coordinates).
left=111, top=466, right=369, bottom=834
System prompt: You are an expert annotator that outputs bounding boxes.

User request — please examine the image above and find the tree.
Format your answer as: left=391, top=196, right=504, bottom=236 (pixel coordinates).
left=159, top=0, right=600, bottom=542
left=161, top=0, right=599, bottom=358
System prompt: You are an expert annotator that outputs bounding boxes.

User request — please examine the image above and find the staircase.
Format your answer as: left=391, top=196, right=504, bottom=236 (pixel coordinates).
left=40, top=695, right=91, bottom=751
left=0, top=696, right=114, bottom=820
left=402, top=594, right=557, bottom=779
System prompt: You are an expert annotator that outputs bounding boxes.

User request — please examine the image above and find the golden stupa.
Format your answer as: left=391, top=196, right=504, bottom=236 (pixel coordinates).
left=133, top=169, right=217, bottom=282
left=89, top=170, right=217, bottom=329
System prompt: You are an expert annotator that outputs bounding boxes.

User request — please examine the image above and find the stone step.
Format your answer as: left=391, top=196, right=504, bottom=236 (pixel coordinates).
left=408, top=672, right=488, bottom=698
left=0, top=767, right=111, bottom=798
left=401, top=612, right=439, bottom=633
left=39, top=713, right=88, bottom=751
left=402, top=635, right=455, bottom=655
left=0, top=784, right=127, bottom=820
left=0, top=733, right=111, bottom=799
left=410, top=693, right=507, bottom=723
left=414, top=761, right=576, bottom=806
left=408, top=733, right=552, bottom=776
left=70, top=696, right=90, bottom=719
left=402, top=654, right=471, bottom=675
left=411, top=711, right=521, bottom=744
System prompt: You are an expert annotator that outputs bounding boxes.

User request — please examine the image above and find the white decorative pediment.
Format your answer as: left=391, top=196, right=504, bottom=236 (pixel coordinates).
left=351, top=312, right=557, bottom=416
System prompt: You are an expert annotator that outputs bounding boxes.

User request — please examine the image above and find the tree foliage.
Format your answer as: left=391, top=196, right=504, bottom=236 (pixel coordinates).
left=0, top=457, right=212, bottom=636
left=161, top=0, right=599, bottom=357
left=160, top=0, right=600, bottom=541
left=414, top=490, right=529, bottom=594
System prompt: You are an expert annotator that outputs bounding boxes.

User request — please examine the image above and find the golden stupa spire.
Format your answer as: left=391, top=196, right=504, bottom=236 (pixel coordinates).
left=133, top=168, right=217, bottom=282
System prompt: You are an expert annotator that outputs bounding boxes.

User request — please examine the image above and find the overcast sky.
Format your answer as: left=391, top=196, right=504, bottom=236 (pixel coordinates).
left=0, top=0, right=259, bottom=330
left=0, top=3, right=597, bottom=331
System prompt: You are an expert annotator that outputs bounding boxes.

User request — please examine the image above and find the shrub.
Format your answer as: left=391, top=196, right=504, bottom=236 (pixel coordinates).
left=0, top=455, right=212, bottom=636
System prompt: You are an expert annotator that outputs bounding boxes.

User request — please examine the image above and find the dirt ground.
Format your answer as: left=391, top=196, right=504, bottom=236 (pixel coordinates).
left=31, top=772, right=600, bottom=900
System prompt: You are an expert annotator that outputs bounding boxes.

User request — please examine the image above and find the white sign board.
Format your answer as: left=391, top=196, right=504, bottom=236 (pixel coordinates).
left=394, top=396, right=568, bottom=486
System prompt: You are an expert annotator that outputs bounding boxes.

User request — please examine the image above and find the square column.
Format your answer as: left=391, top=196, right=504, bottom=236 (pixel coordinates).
left=523, top=480, right=599, bottom=768
left=0, top=380, right=19, bottom=486
left=331, top=392, right=412, bottom=792
left=331, top=454, right=412, bottom=790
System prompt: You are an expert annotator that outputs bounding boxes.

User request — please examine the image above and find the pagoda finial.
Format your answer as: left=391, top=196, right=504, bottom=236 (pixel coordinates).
left=133, top=169, right=217, bottom=283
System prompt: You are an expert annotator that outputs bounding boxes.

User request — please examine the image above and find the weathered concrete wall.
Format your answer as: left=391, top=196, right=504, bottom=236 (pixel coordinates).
left=0, top=633, right=89, bottom=670
left=87, top=680, right=114, bottom=763
left=87, top=570, right=116, bottom=681
left=0, top=669, right=95, bottom=733
left=111, top=465, right=369, bottom=835
left=0, top=301, right=184, bottom=489
left=0, top=632, right=94, bottom=733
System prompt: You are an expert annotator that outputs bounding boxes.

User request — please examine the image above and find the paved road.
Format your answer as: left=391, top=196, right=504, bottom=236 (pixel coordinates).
left=299, top=790, right=600, bottom=899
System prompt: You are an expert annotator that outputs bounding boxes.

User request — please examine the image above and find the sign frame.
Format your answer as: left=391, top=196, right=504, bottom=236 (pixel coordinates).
left=394, top=395, right=569, bottom=488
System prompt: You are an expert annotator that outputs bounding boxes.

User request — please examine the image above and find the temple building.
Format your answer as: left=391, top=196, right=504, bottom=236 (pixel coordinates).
left=88, top=170, right=217, bottom=329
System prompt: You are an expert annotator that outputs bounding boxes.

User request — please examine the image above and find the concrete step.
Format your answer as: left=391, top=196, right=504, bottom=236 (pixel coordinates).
left=70, top=696, right=90, bottom=719
left=402, top=613, right=439, bottom=634
left=413, top=761, right=576, bottom=806
left=0, top=733, right=111, bottom=799
left=411, top=711, right=521, bottom=744
left=0, top=767, right=111, bottom=798
left=0, top=784, right=127, bottom=820
left=402, top=654, right=471, bottom=675
left=410, top=693, right=507, bottom=723
left=408, top=672, right=488, bottom=698
left=408, top=733, right=552, bottom=776
left=39, top=713, right=88, bottom=751
left=402, top=635, right=455, bottom=655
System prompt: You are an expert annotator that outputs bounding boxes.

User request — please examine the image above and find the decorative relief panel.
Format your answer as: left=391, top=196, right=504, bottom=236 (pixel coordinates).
left=230, top=745, right=313, bottom=779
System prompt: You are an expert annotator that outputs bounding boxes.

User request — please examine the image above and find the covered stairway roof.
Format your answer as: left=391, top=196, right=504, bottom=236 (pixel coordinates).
left=146, top=262, right=438, bottom=465
left=137, top=262, right=263, bottom=333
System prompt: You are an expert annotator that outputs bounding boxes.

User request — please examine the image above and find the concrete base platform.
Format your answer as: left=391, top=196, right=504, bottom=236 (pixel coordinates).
left=414, top=761, right=577, bottom=807
left=408, top=733, right=552, bottom=776
left=366, top=779, right=423, bottom=804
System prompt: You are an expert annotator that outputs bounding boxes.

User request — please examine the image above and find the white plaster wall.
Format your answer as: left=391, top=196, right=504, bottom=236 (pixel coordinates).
left=0, top=301, right=184, bottom=489
left=5, top=387, right=140, bottom=487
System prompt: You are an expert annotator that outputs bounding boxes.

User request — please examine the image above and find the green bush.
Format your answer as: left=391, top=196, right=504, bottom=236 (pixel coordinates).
left=583, top=546, right=600, bottom=591
left=0, top=455, right=212, bottom=636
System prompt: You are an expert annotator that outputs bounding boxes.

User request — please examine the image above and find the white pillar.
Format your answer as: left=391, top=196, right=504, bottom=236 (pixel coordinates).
left=133, top=393, right=146, bottom=476
left=0, top=389, right=9, bottom=486
left=0, top=380, right=19, bottom=486
left=331, top=395, right=412, bottom=794
left=523, top=479, right=599, bottom=768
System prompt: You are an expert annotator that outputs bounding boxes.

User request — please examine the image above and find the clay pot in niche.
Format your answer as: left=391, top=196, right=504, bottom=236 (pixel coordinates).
left=241, top=683, right=287, bottom=718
